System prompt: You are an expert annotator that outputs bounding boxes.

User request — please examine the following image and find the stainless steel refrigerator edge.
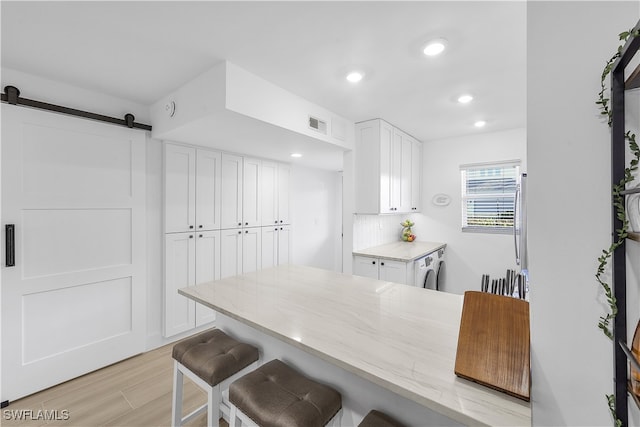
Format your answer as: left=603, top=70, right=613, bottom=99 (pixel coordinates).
left=514, top=173, right=528, bottom=287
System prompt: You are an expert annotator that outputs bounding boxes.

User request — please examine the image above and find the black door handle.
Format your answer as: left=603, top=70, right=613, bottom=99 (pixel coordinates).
left=5, top=224, right=14, bottom=267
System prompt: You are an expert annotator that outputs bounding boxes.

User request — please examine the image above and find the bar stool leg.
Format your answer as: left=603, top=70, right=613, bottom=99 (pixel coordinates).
left=207, top=384, right=220, bottom=427
left=229, top=403, right=238, bottom=427
left=172, top=361, right=184, bottom=427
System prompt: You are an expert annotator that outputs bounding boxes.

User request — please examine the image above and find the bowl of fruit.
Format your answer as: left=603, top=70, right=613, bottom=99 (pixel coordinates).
left=400, top=220, right=416, bottom=242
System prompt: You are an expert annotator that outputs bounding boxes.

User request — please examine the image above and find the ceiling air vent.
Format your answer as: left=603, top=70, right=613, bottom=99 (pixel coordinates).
left=308, top=115, right=327, bottom=135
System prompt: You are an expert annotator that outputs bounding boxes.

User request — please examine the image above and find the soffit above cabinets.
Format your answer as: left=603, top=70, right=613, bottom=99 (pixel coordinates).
left=151, top=62, right=354, bottom=171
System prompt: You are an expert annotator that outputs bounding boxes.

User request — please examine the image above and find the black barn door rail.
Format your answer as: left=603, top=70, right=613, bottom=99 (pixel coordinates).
left=1, top=85, right=152, bottom=131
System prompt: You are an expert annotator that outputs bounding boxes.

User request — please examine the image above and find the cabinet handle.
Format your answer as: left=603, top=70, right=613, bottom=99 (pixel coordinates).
left=280, top=227, right=283, bottom=230
left=372, top=260, right=376, bottom=265
left=275, top=220, right=278, bottom=224
left=245, top=222, right=248, bottom=226
left=245, top=230, right=249, bottom=233
left=199, top=234, right=203, bottom=238
left=189, top=225, right=194, bottom=229
left=5, top=224, right=15, bottom=267
left=280, top=220, right=283, bottom=223
left=381, top=262, right=385, bottom=266
left=238, top=222, right=242, bottom=226
left=199, top=225, right=203, bottom=228
left=189, top=235, right=194, bottom=239
left=238, top=231, right=241, bottom=234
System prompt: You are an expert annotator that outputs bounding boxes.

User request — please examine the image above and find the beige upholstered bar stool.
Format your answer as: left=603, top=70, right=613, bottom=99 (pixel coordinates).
left=358, top=410, right=406, bottom=427
left=172, top=329, right=259, bottom=427
left=228, top=359, right=342, bottom=427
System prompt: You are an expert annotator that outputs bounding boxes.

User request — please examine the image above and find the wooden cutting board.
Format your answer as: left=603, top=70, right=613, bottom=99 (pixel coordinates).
left=454, top=291, right=530, bottom=401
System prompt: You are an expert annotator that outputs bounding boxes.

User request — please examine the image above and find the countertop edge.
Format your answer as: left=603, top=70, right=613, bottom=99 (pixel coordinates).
left=352, top=241, right=447, bottom=262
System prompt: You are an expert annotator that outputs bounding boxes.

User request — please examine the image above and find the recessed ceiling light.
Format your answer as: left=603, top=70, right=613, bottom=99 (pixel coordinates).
left=423, top=39, right=447, bottom=56
left=457, top=94, right=473, bottom=104
left=290, top=153, right=303, bottom=158
left=346, top=71, right=364, bottom=83
left=474, top=120, right=486, bottom=128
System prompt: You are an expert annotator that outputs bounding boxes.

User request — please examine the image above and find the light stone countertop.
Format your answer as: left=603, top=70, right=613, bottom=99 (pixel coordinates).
left=179, top=264, right=531, bottom=427
left=352, top=241, right=447, bottom=262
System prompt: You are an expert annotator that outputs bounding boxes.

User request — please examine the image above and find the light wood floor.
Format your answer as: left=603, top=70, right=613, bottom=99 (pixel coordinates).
left=3, top=342, right=228, bottom=427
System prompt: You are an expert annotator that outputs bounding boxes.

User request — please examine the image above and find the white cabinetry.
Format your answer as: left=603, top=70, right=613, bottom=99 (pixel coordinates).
left=221, top=153, right=243, bottom=229
left=164, top=232, right=195, bottom=337
left=353, top=255, right=411, bottom=285
left=262, top=162, right=291, bottom=226
left=261, top=225, right=291, bottom=268
left=164, top=143, right=292, bottom=337
left=164, top=230, right=221, bottom=337
left=196, top=149, right=222, bottom=230
left=165, top=144, right=222, bottom=233
left=164, top=143, right=223, bottom=337
left=355, top=119, right=422, bottom=214
left=194, top=230, right=220, bottom=325
left=410, top=137, right=422, bottom=211
left=242, top=227, right=262, bottom=273
left=221, top=228, right=243, bottom=278
left=243, top=157, right=262, bottom=228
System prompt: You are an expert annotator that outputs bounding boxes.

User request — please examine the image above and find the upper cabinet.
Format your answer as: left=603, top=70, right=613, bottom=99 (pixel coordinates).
left=355, top=119, right=422, bottom=214
left=261, top=162, right=291, bottom=226
left=242, top=157, right=262, bottom=228
left=165, top=144, right=221, bottom=233
left=221, top=153, right=244, bottom=229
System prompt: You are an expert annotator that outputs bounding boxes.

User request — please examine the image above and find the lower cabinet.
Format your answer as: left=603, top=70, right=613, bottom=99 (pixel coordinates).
left=353, top=255, right=410, bottom=285
left=164, top=230, right=221, bottom=338
left=164, top=226, right=292, bottom=337
left=261, top=225, right=291, bottom=268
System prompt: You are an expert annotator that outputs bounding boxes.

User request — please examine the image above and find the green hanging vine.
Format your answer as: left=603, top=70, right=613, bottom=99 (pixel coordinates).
left=595, top=27, right=640, bottom=340
left=596, top=27, right=640, bottom=427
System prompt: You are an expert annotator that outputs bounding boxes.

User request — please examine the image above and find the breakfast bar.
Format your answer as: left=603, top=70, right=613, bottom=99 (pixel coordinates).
left=178, top=264, right=531, bottom=426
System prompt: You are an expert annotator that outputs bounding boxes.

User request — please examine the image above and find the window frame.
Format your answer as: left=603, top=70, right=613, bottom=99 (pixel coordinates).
left=460, top=160, right=521, bottom=234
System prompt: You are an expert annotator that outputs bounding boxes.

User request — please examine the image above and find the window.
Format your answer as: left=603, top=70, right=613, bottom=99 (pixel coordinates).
left=460, top=161, right=520, bottom=233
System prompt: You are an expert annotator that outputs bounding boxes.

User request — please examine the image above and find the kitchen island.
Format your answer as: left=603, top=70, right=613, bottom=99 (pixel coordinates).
left=179, top=264, right=530, bottom=426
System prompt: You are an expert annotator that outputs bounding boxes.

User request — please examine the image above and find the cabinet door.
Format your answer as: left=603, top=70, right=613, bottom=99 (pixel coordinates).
left=243, top=157, right=262, bottom=227
left=379, top=259, right=408, bottom=285
left=410, top=138, right=422, bottom=212
left=379, top=122, right=394, bottom=214
left=278, top=163, right=291, bottom=225
left=277, top=225, right=291, bottom=265
left=221, top=228, right=243, bottom=278
left=261, top=226, right=278, bottom=269
left=196, top=149, right=221, bottom=231
left=353, top=256, right=379, bottom=279
left=164, top=232, right=196, bottom=337
left=399, top=132, right=413, bottom=213
left=390, top=129, right=404, bottom=212
left=195, top=230, right=220, bottom=326
left=242, top=227, right=262, bottom=273
left=221, top=154, right=243, bottom=229
left=261, top=162, right=278, bottom=226
left=165, top=144, right=196, bottom=233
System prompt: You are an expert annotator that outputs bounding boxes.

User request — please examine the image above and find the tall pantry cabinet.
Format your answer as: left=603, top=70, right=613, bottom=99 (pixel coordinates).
left=164, top=144, right=221, bottom=337
left=163, top=143, right=292, bottom=338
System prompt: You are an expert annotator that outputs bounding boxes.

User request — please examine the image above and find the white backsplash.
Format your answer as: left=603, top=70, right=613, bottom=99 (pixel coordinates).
left=353, top=214, right=420, bottom=251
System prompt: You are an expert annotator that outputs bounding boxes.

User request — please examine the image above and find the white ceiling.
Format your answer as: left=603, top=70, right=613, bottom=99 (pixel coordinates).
left=1, top=1, right=526, bottom=168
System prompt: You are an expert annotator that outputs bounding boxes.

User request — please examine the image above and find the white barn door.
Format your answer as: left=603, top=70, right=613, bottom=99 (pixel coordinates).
left=1, top=105, right=147, bottom=402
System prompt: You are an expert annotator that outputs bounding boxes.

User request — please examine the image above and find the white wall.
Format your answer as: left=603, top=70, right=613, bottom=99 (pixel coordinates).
left=527, top=2, right=639, bottom=426
left=416, top=128, right=526, bottom=295
left=290, top=165, right=342, bottom=271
